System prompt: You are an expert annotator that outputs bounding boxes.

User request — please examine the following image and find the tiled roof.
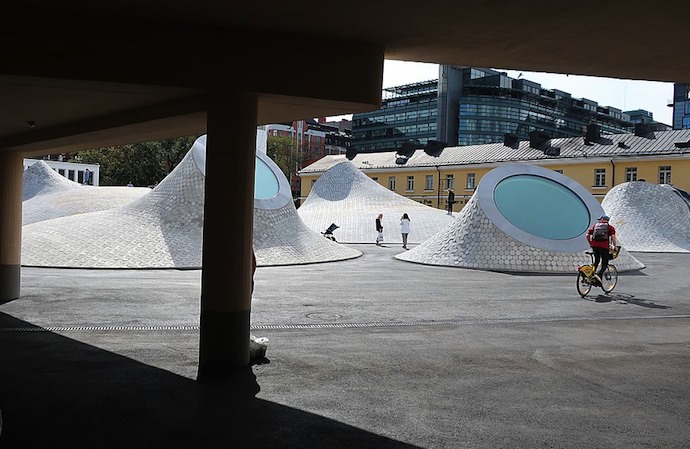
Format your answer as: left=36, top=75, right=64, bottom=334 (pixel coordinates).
left=300, top=129, right=690, bottom=174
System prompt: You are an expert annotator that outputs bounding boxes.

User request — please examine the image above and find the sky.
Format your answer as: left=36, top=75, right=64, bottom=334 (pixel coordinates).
left=328, top=60, right=675, bottom=126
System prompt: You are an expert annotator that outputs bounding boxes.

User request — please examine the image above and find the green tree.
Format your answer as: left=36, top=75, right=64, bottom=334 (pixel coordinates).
left=266, top=134, right=302, bottom=183
left=73, top=136, right=197, bottom=186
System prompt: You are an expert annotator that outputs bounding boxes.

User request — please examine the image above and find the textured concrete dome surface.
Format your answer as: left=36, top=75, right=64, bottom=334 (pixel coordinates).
left=23, top=160, right=80, bottom=200
left=298, top=161, right=454, bottom=244
left=251, top=148, right=361, bottom=266
left=396, top=164, right=645, bottom=273
left=22, top=149, right=206, bottom=268
left=602, top=182, right=690, bottom=253
left=22, top=161, right=150, bottom=225
left=21, top=136, right=360, bottom=268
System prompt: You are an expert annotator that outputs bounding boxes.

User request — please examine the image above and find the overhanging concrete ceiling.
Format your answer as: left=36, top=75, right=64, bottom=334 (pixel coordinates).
left=2, top=1, right=688, bottom=155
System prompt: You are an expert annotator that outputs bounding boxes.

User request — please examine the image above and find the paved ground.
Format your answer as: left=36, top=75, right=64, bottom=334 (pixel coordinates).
left=0, top=245, right=688, bottom=448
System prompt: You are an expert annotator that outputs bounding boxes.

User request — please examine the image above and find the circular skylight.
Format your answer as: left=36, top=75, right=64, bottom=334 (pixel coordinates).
left=478, top=164, right=603, bottom=252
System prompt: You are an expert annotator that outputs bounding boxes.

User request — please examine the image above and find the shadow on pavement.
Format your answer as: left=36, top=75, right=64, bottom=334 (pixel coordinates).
left=0, top=313, right=419, bottom=449
left=593, top=292, right=671, bottom=308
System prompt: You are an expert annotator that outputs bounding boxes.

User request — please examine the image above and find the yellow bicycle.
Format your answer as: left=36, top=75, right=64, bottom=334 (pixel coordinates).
left=576, top=246, right=620, bottom=297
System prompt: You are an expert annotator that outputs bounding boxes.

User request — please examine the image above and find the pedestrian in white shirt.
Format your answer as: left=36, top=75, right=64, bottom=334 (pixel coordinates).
left=400, top=213, right=411, bottom=249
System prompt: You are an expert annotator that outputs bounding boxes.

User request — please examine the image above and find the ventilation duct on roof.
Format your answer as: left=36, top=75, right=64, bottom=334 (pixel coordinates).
left=398, top=141, right=417, bottom=158
left=585, top=124, right=600, bottom=144
left=584, top=124, right=613, bottom=146
left=529, top=130, right=559, bottom=156
left=424, top=140, right=446, bottom=157
left=544, top=146, right=561, bottom=156
left=529, top=130, right=550, bottom=150
left=674, top=139, right=690, bottom=148
left=345, top=146, right=357, bottom=160
left=503, top=133, right=519, bottom=149
left=634, top=123, right=655, bottom=138
left=395, top=155, right=409, bottom=165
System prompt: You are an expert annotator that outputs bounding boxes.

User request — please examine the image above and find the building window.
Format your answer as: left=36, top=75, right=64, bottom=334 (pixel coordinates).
left=625, top=167, right=638, bottom=182
left=389, top=176, right=396, bottom=191
left=466, top=173, right=476, bottom=190
left=659, top=166, right=671, bottom=184
left=407, top=176, right=414, bottom=191
left=425, top=175, right=434, bottom=190
left=446, top=174, right=454, bottom=190
left=594, top=168, right=606, bottom=187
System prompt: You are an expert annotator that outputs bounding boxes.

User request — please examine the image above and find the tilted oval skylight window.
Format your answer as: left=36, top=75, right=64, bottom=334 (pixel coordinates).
left=254, top=150, right=292, bottom=210
left=477, top=163, right=604, bottom=253
left=190, top=134, right=292, bottom=210
left=254, top=156, right=279, bottom=200
left=493, top=175, right=590, bottom=240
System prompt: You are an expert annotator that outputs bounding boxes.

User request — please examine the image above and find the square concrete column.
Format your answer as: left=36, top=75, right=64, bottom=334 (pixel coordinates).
left=0, top=152, right=23, bottom=302
left=198, top=92, right=258, bottom=381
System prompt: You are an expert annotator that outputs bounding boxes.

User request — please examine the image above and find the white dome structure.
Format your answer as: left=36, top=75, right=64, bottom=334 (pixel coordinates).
left=298, top=160, right=454, bottom=244
left=22, top=160, right=150, bottom=225
left=22, top=147, right=206, bottom=268
left=396, top=164, right=645, bottom=273
left=250, top=142, right=361, bottom=266
left=21, top=135, right=360, bottom=268
left=602, top=181, right=690, bottom=252
left=23, top=160, right=80, bottom=200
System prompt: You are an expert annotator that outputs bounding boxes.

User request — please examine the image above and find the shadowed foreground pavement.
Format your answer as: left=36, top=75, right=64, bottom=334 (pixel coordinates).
left=1, top=246, right=688, bottom=448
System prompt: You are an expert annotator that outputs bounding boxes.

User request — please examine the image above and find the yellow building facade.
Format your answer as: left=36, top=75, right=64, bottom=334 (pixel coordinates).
left=299, top=129, right=690, bottom=213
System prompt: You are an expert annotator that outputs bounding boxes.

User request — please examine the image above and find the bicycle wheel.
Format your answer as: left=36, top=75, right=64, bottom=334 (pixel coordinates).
left=601, top=264, right=618, bottom=293
left=576, top=271, right=592, bottom=297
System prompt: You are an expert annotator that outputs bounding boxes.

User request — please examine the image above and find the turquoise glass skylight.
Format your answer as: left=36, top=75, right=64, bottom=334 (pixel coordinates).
left=254, top=156, right=279, bottom=200
left=493, top=175, right=590, bottom=240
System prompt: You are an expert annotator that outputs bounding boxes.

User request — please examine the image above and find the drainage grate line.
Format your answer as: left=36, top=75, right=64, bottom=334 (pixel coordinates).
left=0, top=314, right=688, bottom=332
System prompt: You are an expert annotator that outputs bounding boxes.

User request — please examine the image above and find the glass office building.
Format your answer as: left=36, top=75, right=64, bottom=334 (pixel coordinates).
left=352, top=80, right=438, bottom=152
left=352, top=66, right=638, bottom=152
left=671, top=83, right=690, bottom=129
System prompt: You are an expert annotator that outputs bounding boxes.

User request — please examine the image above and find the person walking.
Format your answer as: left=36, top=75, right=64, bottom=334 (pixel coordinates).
left=400, top=213, right=411, bottom=249
left=586, top=214, right=618, bottom=285
left=446, top=189, right=455, bottom=215
left=375, top=213, right=384, bottom=246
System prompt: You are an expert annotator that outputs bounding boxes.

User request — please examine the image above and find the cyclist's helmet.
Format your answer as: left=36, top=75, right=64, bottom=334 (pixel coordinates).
left=599, top=214, right=610, bottom=221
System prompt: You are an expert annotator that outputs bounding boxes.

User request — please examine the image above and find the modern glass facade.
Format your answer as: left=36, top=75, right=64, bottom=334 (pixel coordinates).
left=353, top=66, right=640, bottom=152
left=352, top=80, right=438, bottom=152
left=457, top=68, right=632, bottom=146
left=671, top=83, right=690, bottom=129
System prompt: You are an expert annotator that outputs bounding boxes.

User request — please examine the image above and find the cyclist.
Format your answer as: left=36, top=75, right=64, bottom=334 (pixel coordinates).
left=586, top=214, right=618, bottom=285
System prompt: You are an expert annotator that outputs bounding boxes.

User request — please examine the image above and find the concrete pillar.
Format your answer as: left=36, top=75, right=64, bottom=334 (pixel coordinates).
left=197, top=92, right=258, bottom=381
left=0, top=152, right=23, bottom=302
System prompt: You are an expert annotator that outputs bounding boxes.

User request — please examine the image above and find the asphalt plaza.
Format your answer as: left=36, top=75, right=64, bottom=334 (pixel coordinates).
left=0, top=245, right=688, bottom=448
